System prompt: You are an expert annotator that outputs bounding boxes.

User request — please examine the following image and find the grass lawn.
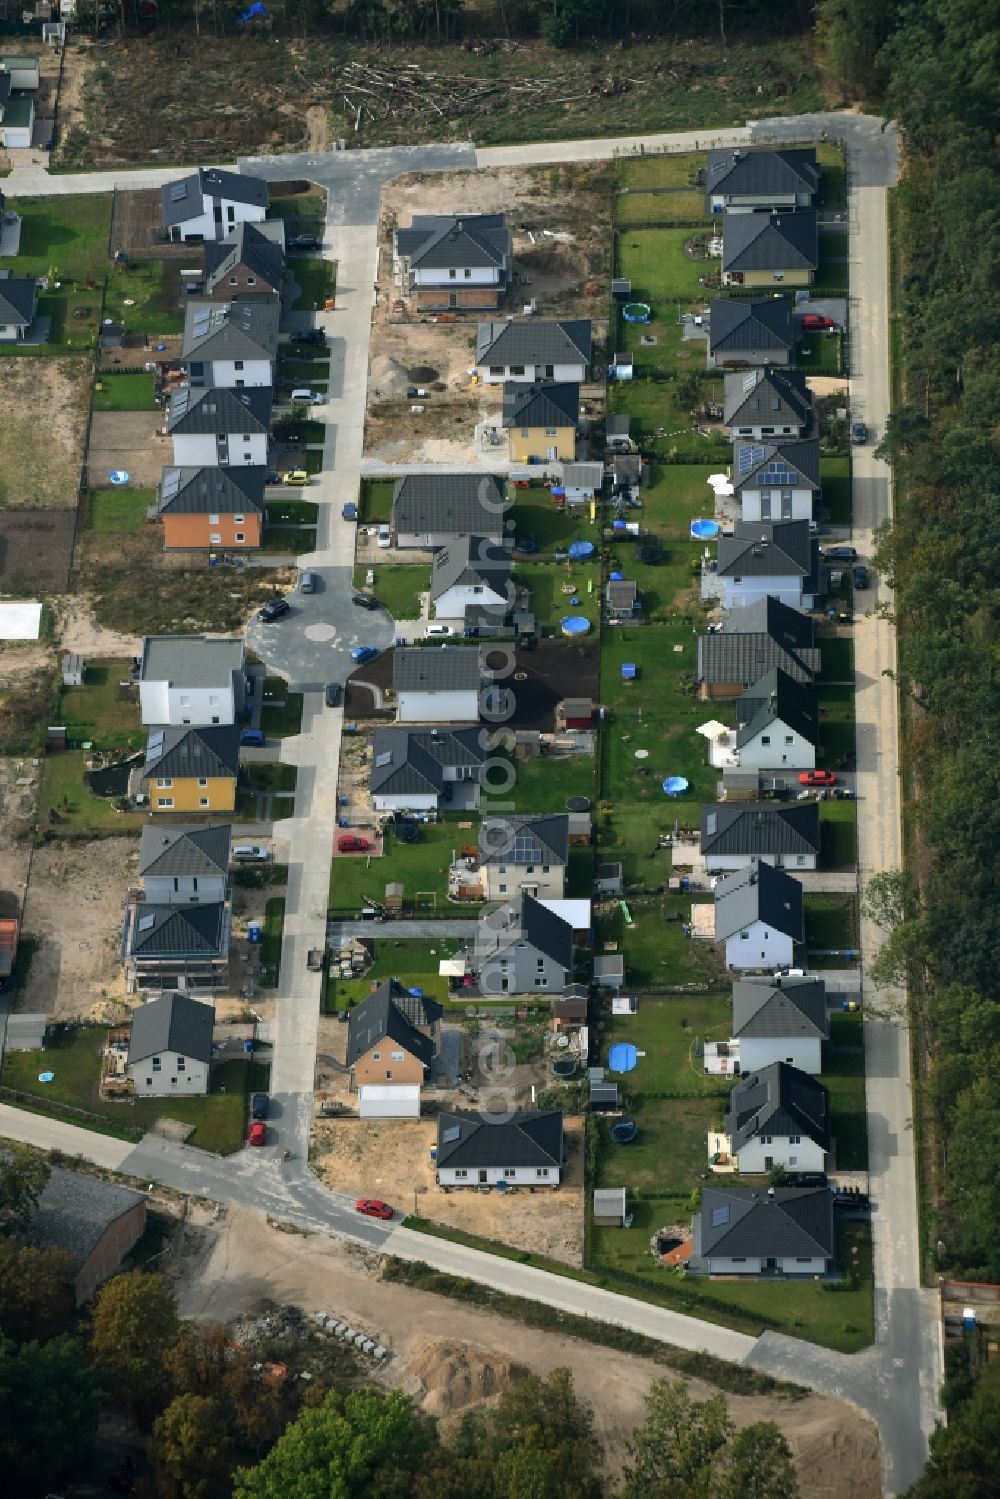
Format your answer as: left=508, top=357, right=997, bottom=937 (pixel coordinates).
left=618, top=155, right=701, bottom=191
left=616, top=190, right=710, bottom=227
left=291, top=257, right=336, bottom=311
left=360, top=479, right=394, bottom=523
left=512, top=560, right=600, bottom=632
left=817, top=143, right=847, bottom=209
left=599, top=1095, right=724, bottom=1194
left=820, top=454, right=851, bottom=525
left=271, top=190, right=327, bottom=227
left=499, top=751, right=597, bottom=815
left=820, top=799, right=858, bottom=868
left=819, top=635, right=854, bottom=683
left=58, top=660, right=145, bottom=751
left=0, top=1026, right=267, bottom=1153
left=279, top=357, right=331, bottom=382
left=352, top=563, right=426, bottom=622
left=260, top=677, right=303, bottom=738
left=597, top=899, right=721, bottom=989
left=615, top=308, right=709, bottom=377
left=105, top=259, right=185, bottom=335
left=818, top=684, right=856, bottom=766
left=243, top=763, right=297, bottom=794
left=37, top=750, right=147, bottom=836
left=265, top=498, right=322, bottom=528
left=92, top=372, right=156, bottom=411
left=797, top=329, right=843, bottom=375
left=618, top=227, right=709, bottom=303
left=804, top=893, right=859, bottom=954
left=8, top=193, right=112, bottom=351
left=603, top=993, right=733, bottom=1096
left=823, top=1050, right=868, bottom=1170
left=86, top=487, right=154, bottom=534
left=259, top=896, right=285, bottom=988
left=512, top=489, right=599, bottom=554
left=324, top=937, right=460, bottom=1013
left=329, top=820, right=474, bottom=916
left=608, top=379, right=729, bottom=466
left=812, top=256, right=850, bottom=296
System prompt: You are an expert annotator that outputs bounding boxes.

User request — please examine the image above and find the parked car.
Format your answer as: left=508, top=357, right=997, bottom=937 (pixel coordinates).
left=248, top=1121, right=267, bottom=1147
left=799, top=769, right=838, bottom=787
left=282, top=470, right=310, bottom=487
left=299, top=570, right=318, bottom=594
left=257, top=598, right=290, bottom=622
left=233, top=843, right=269, bottom=863
left=426, top=624, right=452, bottom=638
left=823, top=545, right=858, bottom=561
left=352, top=593, right=378, bottom=610
left=851, top=420, right=867, bottom=444
left=785, top=1171, right=827, bottom=1188
left=351, top=645, right=378, bottom=664
left=293, top=326, right=325, bottom=342
left=240, top=728, right=266, bottom=747
left=289, top=233, right=321, bottom=250
left=801, top=313, right=835, bottom=331
left=338, top=834, right=371, bottom=853
left=251, top=1093, right=269, bottom=1121
left=342, top=502, right=358, bottom=521
left=325, top=682, right=342, bottom=708
left=852, top=564, right=869, bottom=590
left=376, top=525, right=392, bottom=549
left=355, top=1198, right=394, bottom=1221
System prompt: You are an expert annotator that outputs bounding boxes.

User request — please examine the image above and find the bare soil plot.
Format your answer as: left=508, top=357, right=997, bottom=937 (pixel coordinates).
left=0, top=509, right=77, bottom=594
left=0, top=645, right=57, bottom=758
left=53, top=597, right=142, bottom=659
left=0, top=358, right=90, bottom=508
left=88, top=410, right=170, bottom=490
left=19, top=836, right=137, bottom=1020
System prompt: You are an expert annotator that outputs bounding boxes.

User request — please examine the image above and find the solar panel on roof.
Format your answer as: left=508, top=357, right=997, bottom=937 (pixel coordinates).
left=442, top=1125, right=461, bottom=1143
left=374, top=752, right=392, bottom=768
left=138, top=914, right=156, bottom=932
left=742, top=370, right=758, bottom=394
left=170, top=181, right=188, bottom=202
left=162, top=471, right=180, bottom=499
left=148, top=730, right=164, bottom=752
left=711, top=1204, right=731, bottom=1228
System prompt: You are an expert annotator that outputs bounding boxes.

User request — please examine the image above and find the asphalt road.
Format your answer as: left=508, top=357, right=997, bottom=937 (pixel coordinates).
left=246, top=567, right=395, bottom=694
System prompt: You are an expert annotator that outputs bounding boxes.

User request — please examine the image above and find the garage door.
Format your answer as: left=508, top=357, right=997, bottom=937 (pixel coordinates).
left=358, top=1085, right=420, bottom=1119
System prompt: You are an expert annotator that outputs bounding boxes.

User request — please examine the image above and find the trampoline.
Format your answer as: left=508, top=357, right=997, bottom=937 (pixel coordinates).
left=609, top=1042, right=638, bottom=1074
left=662, top=776, right=690, bottom=797
left=610, top=1120, right=639, bottom=1144
left=567, top=540, right=595, bottom=559
left=565, top=795, right=591, bottom=811
left=561, top=616, right=591, bottom=637
left=691, top=518, right=721, bottom=540
left=622, top=303, right=652, bottom=324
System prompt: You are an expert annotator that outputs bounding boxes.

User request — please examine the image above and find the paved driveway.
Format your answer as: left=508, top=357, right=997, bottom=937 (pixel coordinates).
left=247, top=567, right=395, bottom=693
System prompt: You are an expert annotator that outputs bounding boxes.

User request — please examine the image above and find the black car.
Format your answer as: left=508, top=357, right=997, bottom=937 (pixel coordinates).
left=851, top=420, right=867, bottom=444
left=325, top=682, right=342, bottom=708
left=823, top=545, right=858, bottom=561
left=293, top=328, right=326, bottom=345
left=784, top=1171, right=827, bottom=1188
left=289, top=234, right=321, bottom=250
left=251, top=1092, right=269, bottom=1121
left=352, top=593, right=379, bottom=610
left=852, top=564, right=869, bottom=590
left=257, top=597, right=290, bottom=623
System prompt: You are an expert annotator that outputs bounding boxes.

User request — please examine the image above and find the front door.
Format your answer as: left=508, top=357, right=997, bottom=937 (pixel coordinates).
left=765, top=1257, right=777, bottom=1271
left=764, top=1156, right=774, bottom=1171
left=478, top=1169, right=488, bottom=1184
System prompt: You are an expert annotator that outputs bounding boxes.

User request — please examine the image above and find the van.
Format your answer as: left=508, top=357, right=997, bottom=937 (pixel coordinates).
left=299, top=570, right=317, bottom=594
left=233, top=844, right=270, bottom=863
left=291, top=388, right=324, bottom=406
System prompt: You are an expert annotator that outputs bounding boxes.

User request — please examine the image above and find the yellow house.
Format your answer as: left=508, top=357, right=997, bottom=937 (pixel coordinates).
left=502, top=381, right=579, bottom=464
left=721, top=209, right=817, bottom=290
left=141, top=725, right=240, bottom=814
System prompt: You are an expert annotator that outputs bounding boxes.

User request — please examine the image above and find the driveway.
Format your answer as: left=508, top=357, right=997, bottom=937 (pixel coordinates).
left=246, top=567, right=395, bottom=693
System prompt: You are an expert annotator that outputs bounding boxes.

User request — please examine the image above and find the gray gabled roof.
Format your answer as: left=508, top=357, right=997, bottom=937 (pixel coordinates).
left=732, top=975, right=829, bottom=1041
left=700, top=801, right=820, bottom=858
left=722, top=595, right=816, bottom=650
left=167, top=384, right=272, bottom=436
left=430, top=535, right=511, bottom=603
left=722, top=209, right=818, bottom=273
left=436, top=1108, right=563, bottom=1170
left=476, top=318, right=592, bottom=367
left=697, top=630, right=820, bottom=689
left=716, top=519, right=814, bottom=580
left=724, top=1060, right=829, bottom=1150
left=396, top=213, right=511, bottom=271
left=157, top=465, right=266, bottom=517
left=501, top=382, right=580, bottom=430
left=127, top=904, right=228, bottom=963
left=140, top=634, right=244, bottom=688
left=709, top=298, right=794, bottom=355
left=143, top=725, right=240, bottom=781
left=161, top=166, right=268, bottom=226
left=733, top=437, right=820, bottom=494
left=26, top=1168, right=146, bottom=1267
left=705, top=147, right=819, bottom=202
left=182, top=299, right=279, bottom=362
left=736, top=667, right=818, bottom=749
left=392, top=646, right=483, bottom=694
left=0, top=276, right=36, bottom=325
left=126, top=990, right=216, bottom=1063
left=347, top=979, right=443, bottom=1069
left=723, top=367, right=812, bottom=430
left=478, top=813, right=569, bottom=868
left=138, top=823, right=232, bottom=879
left=203, top=221, right=284, bottom=295
left=695, top=1184, right=833, bottom=1260
left=369, top=726, right=484, bottom=797
left=391, top=473, right=506, bottom=537
left=520, top=891, right=574, bottom=966
left=714, top=859, right=804, bottom=943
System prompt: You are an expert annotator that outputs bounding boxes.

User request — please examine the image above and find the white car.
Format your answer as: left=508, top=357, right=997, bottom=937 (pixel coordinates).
left=376, top=526, right=391, bottom=549
left=426, top=624, right=453, bottom=638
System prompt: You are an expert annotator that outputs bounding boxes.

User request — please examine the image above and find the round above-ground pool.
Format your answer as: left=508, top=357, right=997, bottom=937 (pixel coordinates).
left=662, top=775, right=690, bottom=797
left=567, top=540, right=596, bottom=559
left=691, top=517, right=721, bottom=540
left=608, top=1042, right=638, bottom=1074
left=622, top=303, right=652, bottom=324
left=550, top=1056, right=577, bottom=1078
left=610, top=1120, right=639, bottom=1144
left=561, top=616, right=591, bottom=637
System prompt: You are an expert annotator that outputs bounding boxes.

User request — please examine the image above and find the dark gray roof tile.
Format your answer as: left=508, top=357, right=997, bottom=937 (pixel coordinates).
left=724, top=1060, right=829, bottom=1149
left=436, top=1108, right=563, bottom=1169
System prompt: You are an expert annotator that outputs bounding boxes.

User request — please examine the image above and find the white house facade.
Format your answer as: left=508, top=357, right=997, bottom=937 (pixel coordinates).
left=170, top=430, right=269, bottom=468
left=736, top=720, right=816, bottom=771
left=138, top=637, right=244, bottom=727
left=725, top=920, right=796, bottom=972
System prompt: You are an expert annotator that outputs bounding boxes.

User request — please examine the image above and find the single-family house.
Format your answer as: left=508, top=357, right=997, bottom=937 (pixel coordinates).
left=716, top=519, right=820, bottom=611
left=203, top=221, right=284, bottom=300
left=605, top=579, right=639, bottom=620
left=476, top=319, right=592, bottom=384
left=167, top=385, right=272, bottom=470
left=733, top=975, right=829, bottom=1074
left=724, top=367, right=812, bottom=440
left=182, top=300, right=278, bottom=389
left=138, top=823, right=232, bottom=905
left=697, top=596, right=820, bottom=698
left=501, top=382, right=579, bottom=463
left=138, top=635, right=245, bottom=727
left=435, top=1108, right=564, bottom=1188
left=392, top=646, right=484, bottom=724
left=733, top=668, right=818, bottom=771
left=477, top=813, right=569, bottom=901
left=157, top=465, right=265, bottom=551
left=733, top=438, right=820, bottom=524
left=704, top=147, right=819, bottom=215
left=716, top=1060, right=828, bottom=1173
left=121, top=901, right=231, bottom=992
left=431, top=536, right=512, bottom=621
left=722, top=209, right=818, bottom=289
left=124, top=991, right=215, bottom=1092
left=0, top=275, right=37, bottom=340
left=391, top=473, right=507, bottom=549
left=369, top=726, right=485, bottom=812
left=161, top=166, right=268, bottom=242
left=0, top=70, right=34, bottom=149
left=472, top=891, right=574, bottom=996
left=141, top=725, right=240, bottom=814
left=347, top=979, right=443, bottom=1118
left=700, top=801, right=820, bottom=873
left=714, top=859, right=804, bottom=971
left=26, top=1168, right=147, bottom=1305
left=394, top=213, right=512, bottom=311
left=708, top=298, right=794, bottom=369
left=690, top=1184, right=833, bottom=1276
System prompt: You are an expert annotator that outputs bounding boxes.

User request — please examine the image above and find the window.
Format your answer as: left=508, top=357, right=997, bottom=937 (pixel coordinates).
left=152, top=1057, right=161, bottom=1071
left=789, top=1135, right=801, bottom=1144
left=520, top=427, right=530, bottom=438
left=234, top=360, right=244, bottom=370
left=229, top=276, right=238, bottom=286
left=510, top=365, right=525, bottom=376
left=503, top=1168, right=516, bottom=1178
left=454, top=1169, right=468, bottom=1179
left=173, top=877, right=179, bottom=893
left=773, top=272, right=784, bottom=281
left=233, top=513, right=244, bottom=524
left=731, top=1257, right=747, bottom=1263
left=760, top=1135, right=772, bottom=1144
left=210, top=533, right=222, bottom=545
left=146, top=1077, right=152, bottom=1086
left=536, top=1168, right=549, bottom=1178
left=498, top=885, right=507, bottom=894
left=536, top=958, right=545, bottom=970
left=526, top=865, right=535, bottom=874
left=489, top=366, right=504, bottom=376
left=545, top=427, right=557, bottom=437
left=542, top=865, right=549, bottom=874
left=785, top=735, right=794, bottom=744
left=246, top=276, right=256, bottom=286
left=198, top=798, right=209, bottom=808
left=534, top=977, right=548, bottom=988
left=235, top=533, right=246, bottom=544
left=761, top=734, right=771, bottom=745
left=171, top=1077, right=177, bottom=1087
left=390, top=1051, right=404, bottom=1061
left=739, top=930, right=749, bottom=940
left=796, top=1256, right=813, bottom=1263
left=789, top=1155, right=798, bottom=1165
left=385, top=1070, right=393, bottom=1080
left=463, top=268, right=471, bottom=279
left=177, top=1057, right=186, bottom=1071
left=448, top=268, right=457, bottom=279
left=156, top=778, right=173, bottom=789
left=197, top=777, right=208, bottom=788
left=372, top=1051, right=380, bottom=1061
left=157, top=798, right=174, bottom=808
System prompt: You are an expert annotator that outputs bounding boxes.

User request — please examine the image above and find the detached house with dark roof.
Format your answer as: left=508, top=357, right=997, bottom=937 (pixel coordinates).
left=708, top=298, right=794, bottom=369
left=477, top=813, right=569, bottom=901
left=476, top=319, right=592, bottom=384
left=436, top=1108, right=564, bottom=1188
left=722, top=209, right=818, bottom=289
left=715, top=1060, right=829, bottom=1173
left=0, top=274, right=37, bottom=340
left=395, top=213, right=512, bottom=311
left=161, top=166, right=268, bottom=242
left=157, top=465, right=265, bottom=551
left=431, top=536, right=512, bottom=622
left=732, top=974, right=829, bottom=1075
left=182, top=300, right=278, bottom=389
left=700, top=800, right=820, bottom=873
left=733, top=668, right=819, bottom=772
left=347, top=979, right=443, bottom=1118
left=697, top=596, right=820, bottom=699
left=121, top=898, right=231, bottom=991
left=733, top=438, right=820, bottom=524
left=369, top=726, right=485, bottom=813
left=167, top=385, right=272, bottom=470
left=391, top=473, right=507, bottom=550
left=392, top=646, right=485, bottom=724
left=691, top=1184, right=834, bottom=1277
left=203, top=221, right=284, bottom=301
left=724, top=368, right=813, bottom=440
left=716, top=519, right=820, bottom=611
left=124, top=991, right=215, bottom=1092
left=705, top=147, right=819, bottom=215
left=141, top=725, right=240, bottom=814
left=469, top=891, right=575, bottom=996
left=502, top=382, right=579, bottom=463
left=713, top=858, right=804, bottom=971
left=138, top=823, right=232, bottom=905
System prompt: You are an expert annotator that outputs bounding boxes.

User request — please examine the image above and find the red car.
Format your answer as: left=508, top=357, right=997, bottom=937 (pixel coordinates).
left=338, top=834, right=371, bottom=853
left=248, top=1120, right=267, bottom=1146
left=799, top=769, right=837, bottom=787
left=355, top=1198, right=394, bottom=1221
left=801, top=313, right=835, bottom=331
